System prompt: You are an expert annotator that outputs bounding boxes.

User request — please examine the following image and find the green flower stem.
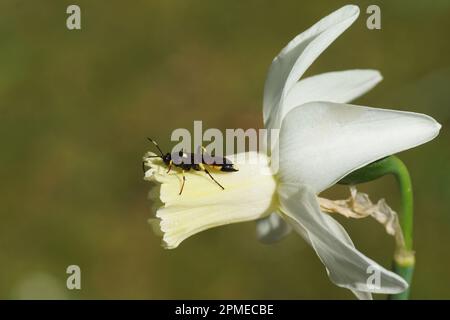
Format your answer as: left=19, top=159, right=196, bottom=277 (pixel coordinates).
left=390, top=261, right=414, bottom=300
left=338, top=156, right=415, bottom=300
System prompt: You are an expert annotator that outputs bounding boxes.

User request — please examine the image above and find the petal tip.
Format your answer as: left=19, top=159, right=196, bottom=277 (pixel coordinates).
left=418, top=113, right=442, bottom=141
left=435, top=120, right=442, bottom=133
left=372, top=69, right=383, bottom=82
left=344, top=4, right=360, bottom=12
left=388, top=274, right=409, bottom=294
left=340, top=4, right=360, bottom=18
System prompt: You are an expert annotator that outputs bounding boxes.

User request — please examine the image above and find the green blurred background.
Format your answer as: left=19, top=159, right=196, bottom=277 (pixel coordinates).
left=1, top=0, right=449, bottom=299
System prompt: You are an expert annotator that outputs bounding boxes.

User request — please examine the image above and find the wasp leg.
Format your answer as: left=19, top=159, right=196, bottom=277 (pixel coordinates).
left=200, top=145, right=215, bottom=166
left=179, top=170, right=186, bottom=195
left=200, top=146, right=215, bottom=157
left=142, top=161, right=146, bottom=173
left=167, top=160, right=173, bottom=174
left=199, top=164, right=225, bottom=190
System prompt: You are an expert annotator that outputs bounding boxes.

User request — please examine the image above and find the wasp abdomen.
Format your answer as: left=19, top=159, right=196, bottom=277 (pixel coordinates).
left=220, top=163, right=238, bottom=172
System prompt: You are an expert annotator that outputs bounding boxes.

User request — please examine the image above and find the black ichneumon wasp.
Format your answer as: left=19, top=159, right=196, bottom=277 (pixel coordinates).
left=143, top=138, right=238, bottom=195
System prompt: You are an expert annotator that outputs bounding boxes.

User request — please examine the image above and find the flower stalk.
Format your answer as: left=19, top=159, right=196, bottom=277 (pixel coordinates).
left=339, top=156, right=415, bottom=300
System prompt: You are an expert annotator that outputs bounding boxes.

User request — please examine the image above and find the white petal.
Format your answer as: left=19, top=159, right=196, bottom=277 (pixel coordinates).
left=278, top=101, right=441, bottom=193
left=282, top=70, right=382, bottom=119
left=256, top=212, right=292, bottom=244
left=263, top=5, right=360, bottom=129
left=143, top=152, right=277, bottom=249
left=278, top=183, right=408, bottom=297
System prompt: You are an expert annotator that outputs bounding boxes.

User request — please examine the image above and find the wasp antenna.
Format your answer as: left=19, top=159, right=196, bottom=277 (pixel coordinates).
left=147, top=137, right=164, bottom=157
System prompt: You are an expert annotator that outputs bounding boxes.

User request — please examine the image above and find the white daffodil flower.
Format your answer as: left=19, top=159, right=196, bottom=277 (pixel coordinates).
left=143, top=5, right=441, bottom=299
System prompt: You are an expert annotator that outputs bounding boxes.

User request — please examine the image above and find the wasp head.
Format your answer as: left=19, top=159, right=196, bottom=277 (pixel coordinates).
left=162, top=153, right=172, bottom=165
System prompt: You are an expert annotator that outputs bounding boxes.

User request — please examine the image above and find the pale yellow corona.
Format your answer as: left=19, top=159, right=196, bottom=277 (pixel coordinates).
left=144, top=152, right=277, bottom=249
